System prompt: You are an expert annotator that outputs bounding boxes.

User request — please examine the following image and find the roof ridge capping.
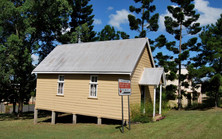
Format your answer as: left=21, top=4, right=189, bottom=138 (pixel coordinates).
left=56, top=37, right=149, bottom=47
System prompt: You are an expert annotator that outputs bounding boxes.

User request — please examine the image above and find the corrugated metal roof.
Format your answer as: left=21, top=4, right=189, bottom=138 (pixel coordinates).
left=139, top=68, right=166, bottom=86
left=32, top=38, right=154, bottom=75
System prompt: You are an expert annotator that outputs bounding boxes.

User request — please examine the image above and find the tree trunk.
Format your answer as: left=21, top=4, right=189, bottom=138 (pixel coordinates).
left=178, top=23, right=182, bottom=110
left=17, top=100, right=23, bottom=117
left=142, top=7, right=144, bottom=31
left=215, top=85, right=220, bottom=107
left=12, top=100, right=16, bottom=114
left=17, top=91, right=24, bottom=117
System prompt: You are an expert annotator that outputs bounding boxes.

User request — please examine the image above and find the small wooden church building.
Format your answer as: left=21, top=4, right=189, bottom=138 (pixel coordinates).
left=32, top=38, right=166, bottom=124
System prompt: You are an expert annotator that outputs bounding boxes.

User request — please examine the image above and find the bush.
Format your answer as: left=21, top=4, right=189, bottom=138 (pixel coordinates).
left=156, top=100, right=171, bottom=116
left=130, top=102, right=153, bottom=123
left=131, top=100, right=171, bottom=123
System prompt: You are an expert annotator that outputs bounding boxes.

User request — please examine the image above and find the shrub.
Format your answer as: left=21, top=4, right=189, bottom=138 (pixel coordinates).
left=130, top=102, right=153, bottom=123
left=156, top=100, right=171, bottom=116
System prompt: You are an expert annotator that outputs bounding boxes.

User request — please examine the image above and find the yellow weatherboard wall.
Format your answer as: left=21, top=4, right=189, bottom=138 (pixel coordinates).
left=130, top=44, right=153, bottom=104
left=36, top=74, right=130, bottom=120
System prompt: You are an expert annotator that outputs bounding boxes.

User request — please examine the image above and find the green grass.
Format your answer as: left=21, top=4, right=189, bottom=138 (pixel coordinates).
left=1, top=108, right=222, bottom=139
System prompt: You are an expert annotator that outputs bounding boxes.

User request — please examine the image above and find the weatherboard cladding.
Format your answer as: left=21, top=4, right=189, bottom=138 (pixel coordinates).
left=33, top=38, right=153, bottom=75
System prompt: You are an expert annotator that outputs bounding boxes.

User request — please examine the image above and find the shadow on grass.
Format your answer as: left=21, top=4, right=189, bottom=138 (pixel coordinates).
left=40, top=113, right=128, bottom=133
left=115, top=121, right=129, bottom=133
left=0, top=110, right=51, bottom=121
left=41, top=113, right=123, bottom=125
left=184, top=97, right=222, bottom=111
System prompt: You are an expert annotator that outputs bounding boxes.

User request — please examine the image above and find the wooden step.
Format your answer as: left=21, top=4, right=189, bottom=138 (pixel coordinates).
left=156, top=116, right=165, bottom=121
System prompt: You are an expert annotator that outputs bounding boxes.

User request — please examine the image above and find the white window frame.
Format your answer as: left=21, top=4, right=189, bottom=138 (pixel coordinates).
left=89, top=75, right=98, bottom=98
left=57, top=75, right=65, bottom=95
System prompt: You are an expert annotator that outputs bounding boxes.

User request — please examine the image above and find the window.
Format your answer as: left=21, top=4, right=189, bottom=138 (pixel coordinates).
left=89, top=76, right=98, bottom=97
left=57, top=75, right=64, bottom=95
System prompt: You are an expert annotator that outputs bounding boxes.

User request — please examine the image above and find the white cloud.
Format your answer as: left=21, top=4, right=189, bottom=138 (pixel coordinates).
left=31, top=54, right=39, bottom=65
left=194, top=0, right=222, bottom=26
left=158, top=0, right=222, bottom=31
left=94, top=19, right=102, bottom=25
left=108, top=9, right=131, bottom=30
left=107, top=6, right=113, bottom=10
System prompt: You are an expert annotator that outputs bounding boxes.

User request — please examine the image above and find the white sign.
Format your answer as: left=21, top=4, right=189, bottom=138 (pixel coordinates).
left=118, top=79, right=131, bottom=96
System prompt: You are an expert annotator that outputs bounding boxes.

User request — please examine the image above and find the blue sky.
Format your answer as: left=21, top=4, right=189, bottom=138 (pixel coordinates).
left=90, top=0, right=222, bottom=40
left=78, top=0, right=222, bottom=66
left=32, top=0, right=222, bottom=64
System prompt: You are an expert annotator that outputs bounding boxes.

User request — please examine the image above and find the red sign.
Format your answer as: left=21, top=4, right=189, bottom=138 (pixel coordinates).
left=119, top=82, right=131, bottom=89
left=118, top=79, right=131, bottom=96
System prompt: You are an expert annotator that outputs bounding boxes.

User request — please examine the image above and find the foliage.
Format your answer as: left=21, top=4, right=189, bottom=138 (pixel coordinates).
left=59, top=0, right=96, bottom=43
left=162, top=85, right=177, bottom=101
left=201, top=80, right=222, bottom=104
left=189, top=14, right=222, bottom=107
left=72, top=23, right=90, bottom=43
left=33, top=0, right=71, bottom=62
left=128, top=0, right=159, bottom=38
left=154, top=0, right=201, bottom=110
left=130, top=102, right=152, bottom=123
left=0, top=0, right=71, bottom=117
left=97, top=25, right=130, bottom=41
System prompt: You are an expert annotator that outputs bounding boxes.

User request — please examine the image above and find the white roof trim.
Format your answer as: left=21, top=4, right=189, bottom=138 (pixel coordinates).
left=145, top=38, right=156, bottom=68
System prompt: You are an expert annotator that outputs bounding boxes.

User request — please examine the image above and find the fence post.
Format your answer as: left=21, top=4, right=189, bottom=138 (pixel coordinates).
left=0, top=103, right=2, bottom=113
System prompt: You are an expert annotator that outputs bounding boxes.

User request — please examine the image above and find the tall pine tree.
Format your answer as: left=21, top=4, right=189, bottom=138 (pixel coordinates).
left=155, top=0, right=201, bottom=110
left=128, top=0, right=159, bottom=38
left=59, top=0, right=96, bottom=43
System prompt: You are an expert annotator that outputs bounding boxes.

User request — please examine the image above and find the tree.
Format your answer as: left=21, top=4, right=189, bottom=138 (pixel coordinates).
left=34, top=0, right=71, bottom=62
left=128, top=0, right=159, bottom=38
left=59, top=0, right=96, bottom=43
left=155, top=0, right=201, bottom=110
left=0, top=0, right=70, bottom=117
left=189, top=14, right=222, bottom=107
left=97, top=25, right=130, bottom=41
left=71, top=22, right=90, bottom=43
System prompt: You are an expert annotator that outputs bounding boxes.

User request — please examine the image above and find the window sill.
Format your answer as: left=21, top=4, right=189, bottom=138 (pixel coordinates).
left=56, top=95, right=64, bottom=97
left=87, top=97, right=98, bottom=100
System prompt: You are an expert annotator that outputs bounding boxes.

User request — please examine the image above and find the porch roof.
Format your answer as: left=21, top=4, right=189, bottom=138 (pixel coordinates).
left=139, top=68, right=166, bottom=86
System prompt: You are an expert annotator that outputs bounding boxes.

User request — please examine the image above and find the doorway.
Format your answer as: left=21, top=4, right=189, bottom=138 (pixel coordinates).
left=141, top=85, right=145, bottom=113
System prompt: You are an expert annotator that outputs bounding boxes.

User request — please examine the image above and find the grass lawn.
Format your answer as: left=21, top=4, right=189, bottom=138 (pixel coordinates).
left=1, top=108, right=222, bottom=139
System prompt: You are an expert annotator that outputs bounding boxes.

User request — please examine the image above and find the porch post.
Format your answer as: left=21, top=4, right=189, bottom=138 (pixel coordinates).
left=153, top=85, right=156, bottom=118
left=159, top=84, right=162, bottom=115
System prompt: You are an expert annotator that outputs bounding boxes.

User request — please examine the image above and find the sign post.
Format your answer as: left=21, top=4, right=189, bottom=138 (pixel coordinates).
left=118, top=79, right=131, bottom=133
left=121, top=95, right=124, bottom=133
left=128, top=95, right=131, bottom=130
